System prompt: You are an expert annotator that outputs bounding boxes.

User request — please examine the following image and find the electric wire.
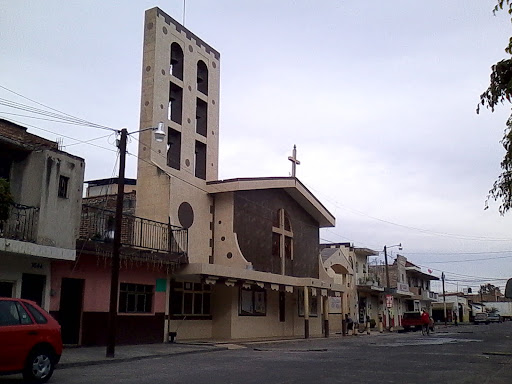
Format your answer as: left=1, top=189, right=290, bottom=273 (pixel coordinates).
left=0, top=85, right=113, bottom=131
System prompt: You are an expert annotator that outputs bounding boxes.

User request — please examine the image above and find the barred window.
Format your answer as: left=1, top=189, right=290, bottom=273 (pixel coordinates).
left=170, top=282, right=211, bottom=318
left=119, top=283, right=153, bottom=313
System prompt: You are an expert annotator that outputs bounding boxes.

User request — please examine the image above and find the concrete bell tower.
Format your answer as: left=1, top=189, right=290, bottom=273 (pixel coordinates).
left=136, top=7, right=220, bottom=263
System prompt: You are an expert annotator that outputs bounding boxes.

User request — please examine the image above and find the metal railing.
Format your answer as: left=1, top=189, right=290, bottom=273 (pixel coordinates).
left=79, top=205, right=187, bottom=255
left=0, top=203, right=39, bottom=243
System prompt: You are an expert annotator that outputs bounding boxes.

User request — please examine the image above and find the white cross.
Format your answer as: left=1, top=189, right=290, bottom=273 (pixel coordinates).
left=288, top=145, right=300, bottom=178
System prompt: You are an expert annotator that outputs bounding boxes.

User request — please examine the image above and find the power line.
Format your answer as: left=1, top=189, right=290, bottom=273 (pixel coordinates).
left=303, top=181, right=512, bottom=242
left=0, top=85, right=113, bottom=131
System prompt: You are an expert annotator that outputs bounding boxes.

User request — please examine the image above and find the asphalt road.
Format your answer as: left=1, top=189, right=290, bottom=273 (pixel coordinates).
left=3, top=322, right=512, bottom=384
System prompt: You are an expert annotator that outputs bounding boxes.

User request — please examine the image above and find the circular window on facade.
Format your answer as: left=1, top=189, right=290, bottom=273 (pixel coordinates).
left=178, top=202, right=194, bottom=229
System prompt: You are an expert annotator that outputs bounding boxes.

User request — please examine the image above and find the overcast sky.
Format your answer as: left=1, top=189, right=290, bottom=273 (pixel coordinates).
left=2, top=1, right=512, bottom=293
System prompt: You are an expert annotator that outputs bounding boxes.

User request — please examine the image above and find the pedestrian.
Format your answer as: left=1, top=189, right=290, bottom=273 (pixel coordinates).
left=453, top=311, right=458, bottom=326
left=345, top=314, right=353, bottom=333
left=366, top=315, right=371, bottom=335
left=421, top=309, right=430, bottom=335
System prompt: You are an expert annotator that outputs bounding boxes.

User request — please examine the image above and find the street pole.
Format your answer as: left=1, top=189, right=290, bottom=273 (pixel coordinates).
left=106, top=128, right=127, bottom=358
left=384, top=245, right=391, bottom=330
left=442, top=272, right=447, bottom=328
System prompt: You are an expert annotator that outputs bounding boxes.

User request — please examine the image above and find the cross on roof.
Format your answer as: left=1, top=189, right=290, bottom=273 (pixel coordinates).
left=288, top=145, right=300, bottom=178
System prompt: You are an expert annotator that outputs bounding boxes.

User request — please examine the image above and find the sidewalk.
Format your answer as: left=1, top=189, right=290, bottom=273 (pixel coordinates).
left=58, top=342, right=227, bottom=369
left=57, top=331, right=393, bottom=369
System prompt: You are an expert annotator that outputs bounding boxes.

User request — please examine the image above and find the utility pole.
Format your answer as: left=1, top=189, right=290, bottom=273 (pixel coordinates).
left=442, top=272, right=447, bottom=328
left=106, top=128, right=127, bottom=358
left=384, top=245, right=391, bottom=330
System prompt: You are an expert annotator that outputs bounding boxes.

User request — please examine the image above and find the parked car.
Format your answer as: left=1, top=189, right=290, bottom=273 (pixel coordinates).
left=0, top=298, right=62, bottom=383
left=474, top=312, right=489, bottom=324
left=487, top=312, right=502, bottom=323
left=402, top=311, right=435, bottom=331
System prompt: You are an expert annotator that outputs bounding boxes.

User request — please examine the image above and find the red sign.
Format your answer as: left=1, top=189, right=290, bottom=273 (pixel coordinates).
left=386, top=295, right=393, bottom=308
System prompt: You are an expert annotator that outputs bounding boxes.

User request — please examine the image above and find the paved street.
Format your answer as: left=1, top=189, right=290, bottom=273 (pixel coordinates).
left=2, top=322, right=512, bottom=384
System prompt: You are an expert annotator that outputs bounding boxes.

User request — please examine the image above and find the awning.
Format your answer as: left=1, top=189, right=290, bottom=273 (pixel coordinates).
left=175, top=263, right=345, bottom=294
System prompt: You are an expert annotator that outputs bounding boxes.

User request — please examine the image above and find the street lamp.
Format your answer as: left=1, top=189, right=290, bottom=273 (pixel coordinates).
left=106, top=122, right=165, bottom=358
left=383, top=243, right=402, bottom=331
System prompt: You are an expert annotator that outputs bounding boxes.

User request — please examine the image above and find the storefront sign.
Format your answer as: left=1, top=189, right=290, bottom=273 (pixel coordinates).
left=386, top=294, right=393, bottom=308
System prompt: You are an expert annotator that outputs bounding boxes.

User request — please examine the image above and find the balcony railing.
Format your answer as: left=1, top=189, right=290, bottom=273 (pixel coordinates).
left=79, top=205, right=187, bottom=256
left=0, top=203, right=39, bottom=243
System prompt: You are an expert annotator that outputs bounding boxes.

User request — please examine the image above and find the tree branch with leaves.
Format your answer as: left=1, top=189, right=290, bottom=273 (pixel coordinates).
left=478, top=0, right=512, bottom=214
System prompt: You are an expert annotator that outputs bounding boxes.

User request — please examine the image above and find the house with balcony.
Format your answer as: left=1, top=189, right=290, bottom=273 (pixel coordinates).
left=405, top=260, right=439, bottom=312
left=48, top=178, right=188, bottom=345
left=0, top=119, right=84, bottom=310
left=371, top=255, right=439, bottom=328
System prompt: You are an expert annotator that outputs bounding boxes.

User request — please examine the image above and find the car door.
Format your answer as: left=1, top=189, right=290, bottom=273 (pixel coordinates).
left=0, top=299, right=38, bottom=372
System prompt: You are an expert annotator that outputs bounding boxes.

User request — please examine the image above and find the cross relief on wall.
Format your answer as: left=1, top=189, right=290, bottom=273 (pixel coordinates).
left=272, top=209, right=293, bottom=275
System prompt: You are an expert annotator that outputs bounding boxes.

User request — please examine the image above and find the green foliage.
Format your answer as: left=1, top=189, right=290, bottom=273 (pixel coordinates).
left=0, top=178, right=13, bottom=221
left=478, top=1, right=512, bottom=214
left=479, top=283, right=500, bottom=296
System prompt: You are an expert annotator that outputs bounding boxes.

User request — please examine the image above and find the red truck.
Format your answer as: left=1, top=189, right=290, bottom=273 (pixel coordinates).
left=402, top=311, right=434, bottom=332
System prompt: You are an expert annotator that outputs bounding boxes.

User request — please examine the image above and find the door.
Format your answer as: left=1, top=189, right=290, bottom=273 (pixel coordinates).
left=279, top=291, right=285, bottom=322
left=59, top=278, right=84, bottom=345
left=0, top=281, right=14, bottom=297
left=21, top=273, right=46, bottom=306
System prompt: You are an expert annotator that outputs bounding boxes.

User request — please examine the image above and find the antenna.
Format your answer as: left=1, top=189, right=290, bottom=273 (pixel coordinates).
left=183, top=0, right=186, bottom=26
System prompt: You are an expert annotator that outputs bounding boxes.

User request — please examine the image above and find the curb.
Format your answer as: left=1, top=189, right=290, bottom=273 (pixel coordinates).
left=57, top=345, right=228, bottom=370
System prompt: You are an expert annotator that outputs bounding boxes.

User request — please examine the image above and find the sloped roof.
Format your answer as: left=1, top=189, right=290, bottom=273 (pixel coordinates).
left=207, top=177, right=335, bottom=227
left=0, top=119, right=58, bottom=150
left=320, top=247, right=338, bottom=262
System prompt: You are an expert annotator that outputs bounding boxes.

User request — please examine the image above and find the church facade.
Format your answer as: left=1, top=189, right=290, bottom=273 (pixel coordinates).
left=135, top=7, right=343, bottom=341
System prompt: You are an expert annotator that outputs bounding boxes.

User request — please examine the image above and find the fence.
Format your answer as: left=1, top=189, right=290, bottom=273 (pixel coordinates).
left=79, top=205, right=187, bottom=255
left=0, top=203, right=39, bottom=242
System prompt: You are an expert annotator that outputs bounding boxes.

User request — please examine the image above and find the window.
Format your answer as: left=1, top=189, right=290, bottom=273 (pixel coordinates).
left=24, top=302, right=48, bottom=324
left=167, top=128, right=181, bottom=170
left=239, top=286, right=266, bottom=316
left=118, top=283, right=153, bottom=313
left=197, top=60, right=208, bottom=95
left=195, top=141, right=206, bottom=180
left=0, top=281, right=14, bottom=297
left=297, top=289, right=318, bottom=317
left=195, top=98, right=208, bottom=137
left=170, top=42, right=184, bottom=80
left=58, top=175, right=69, bottom=198
left=170, top=282, right=211, bottom=318
left=0, top=300, right=32, bottom=326
left=272, top=209, right=293, bottom=275
left=169, top=82, right=183, bottom=124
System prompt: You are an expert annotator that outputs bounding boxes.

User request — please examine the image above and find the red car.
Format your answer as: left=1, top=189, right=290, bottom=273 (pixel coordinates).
left=0, top=297, right=62, bottom=383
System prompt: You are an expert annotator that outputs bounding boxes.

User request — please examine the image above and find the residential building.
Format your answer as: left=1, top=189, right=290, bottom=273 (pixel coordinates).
left=0, top=119, right=84, bottom=311
left=432, top=292, right=469, bottom=323
left=372, top=255, right=438, bottom=328
left=320, top=243, right=356, bottom=333
left=49, top=179, right=187, bottom=345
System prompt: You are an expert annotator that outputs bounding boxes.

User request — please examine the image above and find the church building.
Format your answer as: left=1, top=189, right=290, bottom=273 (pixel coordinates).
left=135, top=7, right=344, bottom=341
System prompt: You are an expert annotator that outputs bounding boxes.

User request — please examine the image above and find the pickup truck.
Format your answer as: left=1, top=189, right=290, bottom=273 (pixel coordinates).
left=402, top=311, right=434, bottom=331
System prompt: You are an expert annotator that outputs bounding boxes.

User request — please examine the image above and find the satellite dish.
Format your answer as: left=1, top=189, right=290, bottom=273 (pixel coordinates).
left=506, top=278, right=512, bottom=299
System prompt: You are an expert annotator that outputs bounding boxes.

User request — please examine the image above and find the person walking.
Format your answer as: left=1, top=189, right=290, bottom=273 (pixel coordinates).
left=421, top=309, right=430, bottom=336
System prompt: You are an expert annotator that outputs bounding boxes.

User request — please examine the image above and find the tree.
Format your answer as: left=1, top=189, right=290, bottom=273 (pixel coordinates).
left=0, top=178, right=13, bottom=221
left=479, top=283, right=501, bottom=296
left=478, top=1, right=512, bottom=214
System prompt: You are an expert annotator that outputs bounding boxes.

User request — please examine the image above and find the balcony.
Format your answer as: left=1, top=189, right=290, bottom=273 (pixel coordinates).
left=78, top=205, right=188, bottom=264
left=409, top=286, right=438, bottom=302
left=0, top=203, right=39, bottom=243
